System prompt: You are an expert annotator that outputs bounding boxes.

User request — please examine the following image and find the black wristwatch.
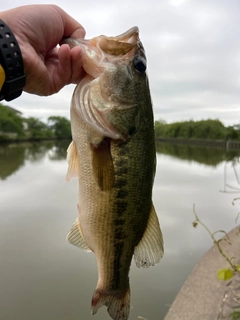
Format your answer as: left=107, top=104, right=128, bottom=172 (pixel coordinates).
left=0, top=19, right=26, bottom=101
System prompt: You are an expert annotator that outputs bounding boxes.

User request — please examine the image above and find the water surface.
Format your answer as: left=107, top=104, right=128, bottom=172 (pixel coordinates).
left=0, top=141, right=239, bottom=320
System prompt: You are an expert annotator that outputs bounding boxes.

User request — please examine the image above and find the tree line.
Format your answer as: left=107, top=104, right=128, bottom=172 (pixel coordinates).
left=0, top=103, right=71, bottom=140
left=155, top=119, right=240, bottom=140
left=1, top=103, right=240, bottom=142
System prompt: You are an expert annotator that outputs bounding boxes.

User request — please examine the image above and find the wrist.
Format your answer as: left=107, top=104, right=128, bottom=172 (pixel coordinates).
left=0, top=19, right=26, bottom=101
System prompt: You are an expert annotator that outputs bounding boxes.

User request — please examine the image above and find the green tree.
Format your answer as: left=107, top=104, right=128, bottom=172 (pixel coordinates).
left=26, top=117, right=53, bottom=139
left=0, top=103, right=24, bottom=137
left=154, top=119, right=240, bottom=141
left=48, top=116, right=71, bottom=138
left=191, top=119, right=226, bottom=139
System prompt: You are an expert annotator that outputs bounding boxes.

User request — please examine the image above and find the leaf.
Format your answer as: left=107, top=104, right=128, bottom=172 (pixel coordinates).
left=192, top=221, right=198, bottom=228
left=232, top=310, right=240, bottom=320
left=237, top=264, right=240, bottom=272
left=217, top=268, right=233, bottom=281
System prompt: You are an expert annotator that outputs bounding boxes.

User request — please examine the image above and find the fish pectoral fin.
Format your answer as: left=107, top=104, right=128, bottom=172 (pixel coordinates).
left=134, top=203, right=164, bottom=268
left=67, top=219, right=92, bottom=252
left=91, top=138, right=115, bottom=191
left=66, top=141, right=79, bottom=181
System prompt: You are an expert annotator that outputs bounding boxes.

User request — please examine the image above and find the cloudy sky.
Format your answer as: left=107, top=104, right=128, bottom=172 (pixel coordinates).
left=2, top=0, right=240, bottom=126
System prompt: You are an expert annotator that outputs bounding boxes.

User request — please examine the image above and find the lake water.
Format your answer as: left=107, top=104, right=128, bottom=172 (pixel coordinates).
left=0, top=140, right=240, bottom=320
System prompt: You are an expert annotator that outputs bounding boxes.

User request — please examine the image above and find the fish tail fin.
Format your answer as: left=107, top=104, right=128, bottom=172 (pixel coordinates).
left=91, top=286, right=130, bottom=320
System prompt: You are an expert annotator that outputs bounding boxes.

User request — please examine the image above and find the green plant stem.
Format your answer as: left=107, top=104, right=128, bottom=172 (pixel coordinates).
left=193, top=205, right=238, bottom=272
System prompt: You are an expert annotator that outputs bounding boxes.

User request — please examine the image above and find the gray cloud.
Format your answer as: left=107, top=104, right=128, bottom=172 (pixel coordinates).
left=2, top=0, right=240, bottom=126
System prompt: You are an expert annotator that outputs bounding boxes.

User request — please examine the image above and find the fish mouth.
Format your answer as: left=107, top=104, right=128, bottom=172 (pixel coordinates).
left=96, top=26, right=139, bottom=56
left=78, top=26, right=139, bottom=54
left=115, top=26, right=139, bottom=41
left=62, top=27, right=140, bottom=79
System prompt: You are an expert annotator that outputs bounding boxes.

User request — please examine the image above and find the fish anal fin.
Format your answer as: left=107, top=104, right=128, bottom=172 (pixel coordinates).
left=91, top=138, right=114, bottom=191
left=134, top=203, right=164, bottom=268
left=91, top=286, right=130, bottom=320
left=66, top=141, right=79, bottom=182
left=67, top=218, right=92, bottom=252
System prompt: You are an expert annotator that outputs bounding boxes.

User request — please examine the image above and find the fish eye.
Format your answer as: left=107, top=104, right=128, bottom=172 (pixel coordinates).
left=133, top=56, right=146, bottom=73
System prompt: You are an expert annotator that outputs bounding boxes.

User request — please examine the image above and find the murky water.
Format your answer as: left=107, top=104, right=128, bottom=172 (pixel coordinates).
left=0, top=140, right=239, bottom=320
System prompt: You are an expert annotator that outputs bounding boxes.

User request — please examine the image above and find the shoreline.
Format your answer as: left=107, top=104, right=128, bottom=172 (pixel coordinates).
left=1, top=137, right=240, bottom=151
left=156, top=137, right=240, bottom=149
left=0, top=137, right=71, bottom=144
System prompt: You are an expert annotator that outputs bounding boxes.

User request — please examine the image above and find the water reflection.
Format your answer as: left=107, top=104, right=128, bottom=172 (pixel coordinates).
left=0, top=144, right=25, bottom=180
left=220, top=157, right=240, bottom=197
left=0, top=140, right=71, bottom=180
left=156, top=141, right=239, bottom=167
left=25, top=141, right=55, bottom=163
left=1, top=140, right=240, bottom=181
left=1, top=140, right=240, bottom=319
left=48, top=140, right=71, bottom=161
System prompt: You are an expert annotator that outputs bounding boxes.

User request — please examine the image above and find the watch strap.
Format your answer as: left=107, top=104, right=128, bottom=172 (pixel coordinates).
left=0, top=19, right=26, bottom=101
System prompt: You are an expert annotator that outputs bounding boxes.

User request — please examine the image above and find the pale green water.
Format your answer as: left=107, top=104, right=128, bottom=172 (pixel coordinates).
left=0, top=141, right=239, bottom=320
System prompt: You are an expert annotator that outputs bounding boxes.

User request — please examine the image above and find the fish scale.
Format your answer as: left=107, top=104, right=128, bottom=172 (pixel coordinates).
left=65, top=26, right=164, bottom=320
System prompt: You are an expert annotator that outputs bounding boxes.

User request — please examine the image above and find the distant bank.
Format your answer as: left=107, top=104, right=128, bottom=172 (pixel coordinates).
left=0, top=103, right=71, bottom=142
left=2, top=136, right=240, bottom=151
left=1, top=102, right=240, bottom=147
left=0, top=134, right=70, bottom=143
left=155, top=119, right=240, bottom=142
left=157, top=137, right=240, bottom=149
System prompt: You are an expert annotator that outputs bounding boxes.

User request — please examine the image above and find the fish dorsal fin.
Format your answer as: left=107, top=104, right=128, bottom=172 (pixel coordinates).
left=67, top=219, right=92, bottom=252
left=66, top=141, right=79, bottom=182
left=91, top=138, right=115, bottom=191
left=134, top=204, right=164, bottom=268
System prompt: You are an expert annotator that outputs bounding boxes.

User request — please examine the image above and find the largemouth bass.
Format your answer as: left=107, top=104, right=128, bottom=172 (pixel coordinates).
left=65, top=26, right=164, bottom=320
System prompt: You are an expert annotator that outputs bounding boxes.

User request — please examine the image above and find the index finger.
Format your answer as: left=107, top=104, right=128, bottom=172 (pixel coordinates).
left=58, top=7, right=86, bottom=39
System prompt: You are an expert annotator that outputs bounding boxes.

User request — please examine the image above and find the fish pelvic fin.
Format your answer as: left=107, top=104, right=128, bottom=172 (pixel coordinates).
left=91, top=287, right=130, bottom=320
left=67, top=219, right=92, bottom=252
left=66, top=141, right=79, bottom=181
left=134, top=203, right=164, bottom=268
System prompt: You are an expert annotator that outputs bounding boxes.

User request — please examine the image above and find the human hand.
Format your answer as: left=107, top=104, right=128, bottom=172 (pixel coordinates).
left=1, top=5, right=85, bottom=96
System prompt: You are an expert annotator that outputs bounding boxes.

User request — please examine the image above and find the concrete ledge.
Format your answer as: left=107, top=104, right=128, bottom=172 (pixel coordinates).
left=164, top=226, right=240, bottom=320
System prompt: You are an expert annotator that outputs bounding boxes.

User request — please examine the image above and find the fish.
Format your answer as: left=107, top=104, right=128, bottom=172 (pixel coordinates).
left=64, top=26, right=164, bottom=320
